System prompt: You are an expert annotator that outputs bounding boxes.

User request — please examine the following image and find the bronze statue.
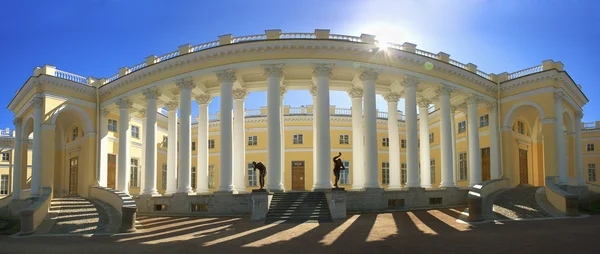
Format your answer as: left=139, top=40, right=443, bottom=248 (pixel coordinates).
left=332, top=152, right=346, bottom=188
left=252, top=161, right=267, bottom=189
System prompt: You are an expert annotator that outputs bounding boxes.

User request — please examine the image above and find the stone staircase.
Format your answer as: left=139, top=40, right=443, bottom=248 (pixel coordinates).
left=265, top=192, right=332, bottom=223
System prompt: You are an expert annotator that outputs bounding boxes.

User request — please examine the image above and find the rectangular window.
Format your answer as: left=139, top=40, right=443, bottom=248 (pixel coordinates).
left=587, top=143, right=595, bottom=152
left=293, top=134, right=304, bottom=144
left=131, top=125, right=140, bottom=139
left=429, top=133, right=434, bottom=143
left=339, top=134, right=350, bottom=145
left=191, top=167, right=197, bottom=190
left=208, top=165, right=215, bottom=188
left=480, top=114, right=489, bottom=127
left=340, top=161, right=350, bottom=185
left=208, top=139, right=215, bottom=149
left=382, top=162, right=390, bottom=185
left=108, top=119, right=118, bottom=132
left=161, top=164, right=167, bottom=190
left=518, top=121, right=525, bottom=135
left=382, top=137, right=389, bottom=147
left=430, top=159, right=436, bottom=184
left=401, top=163, right=407, bottom=184
left=589, top=164, right=597, bottom=182
left=162, top=136, right=168, bottom=147
left=459, top=152, right=468, bottom=180
left=192, top=142, right=196, bottom=151
left=247, top=136, right=258, bottom=146
left=401, top=139, right=406, bottom=148
left=130, top=158, right=139, bottom=187
left=247, top=163, right=258, bottom=187
left=1, top=152, right=9, bottom=162
left=72, top=127, right=79, bottom=141
left=458, top=121, right=466, bottom=134
left=0, top=175, right=8, bottom=195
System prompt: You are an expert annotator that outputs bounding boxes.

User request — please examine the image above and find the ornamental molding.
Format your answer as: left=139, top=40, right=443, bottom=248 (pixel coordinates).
left=359, top=67, right=380, bottom=82
left=348, top=87, right=364, bottom=98
left=142, top=86, right=161, bottom=100
left=175, top=76, right=195, bottom=90
left=138, top=110, right=147, bottom=118
left=262, top=64, right=284, bottom=78
left=115, top=98, right=133, bottom=109
left=500, top=70, right=587, bottom=108
left=417, top=97, right=430, bottom=108
left=309, top=84, right=317, bottom=97
left=401, top=75, right=419, bottom=88
left=312, top=63, right=334, bottom=78
left=232, top=88, right=248, bottom=100
left=31, top=97, right=44, bottom=109
left=384, top=92, right=401, bottom=103
left=466, top=94, right=482, bottom=105
left=195, top=94, right=212, bottom=104
left=165, top=100, right=179, bottom=111
left=215, top=69, right=237, bottom=83
left=203, top=114, right=408, bottom=129
left=436, top=84, right=453, bottom=96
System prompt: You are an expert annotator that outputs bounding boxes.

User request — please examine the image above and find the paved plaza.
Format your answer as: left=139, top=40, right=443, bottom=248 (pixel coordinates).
left=2, top=208, right=599, bottom=254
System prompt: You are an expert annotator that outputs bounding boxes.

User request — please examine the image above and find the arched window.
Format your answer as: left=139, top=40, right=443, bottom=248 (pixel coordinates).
left=72, top=127, right=79, bottom=141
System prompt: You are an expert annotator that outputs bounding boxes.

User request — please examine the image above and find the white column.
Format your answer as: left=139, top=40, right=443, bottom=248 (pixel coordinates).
left=467, top=95, right=482, bottom=186
left=166, top=101, right=179, bottom=194
left=575, top=111, right=585, bottom=185
left=554, top=91, right=568, bottom=185
left=98, top=108, right=109, bottom=187
left=362, top=68, right=381, bottom=189
left=233, top=88, right=247, bottom=193
left=116, top=98, right=132, bottom=194
left=196, top=94, right=212, bottom=193
left=215, top=70, right=236, bottom=192
left=30, top=97, right=43, bottom=197
left=141, top=87, right=160, bottom=195
left=403, top=76, right=420, bottom=188
left=313, top=64, right=334, bottom=189
left=348, top=88, right=365, bottom=190
left=489, top=103, right=501, bottom=180
left=280, top=87, right=286, bottom=190
left=176, top=77, right=195, bottom=193
left=138, top=110, right=147, bottom=192
left=438, top=85, right=455, bottom=187
left=418, top=98, right=432, bottom=188
left=263, top=64, right=285, bottom=191
left=12, top=118, right=22, bottom=200
left=386, top=92, right=402, bottom=189
left=310, top=85, right=319, bottom=189
left=450, top=107, right=458, bottom=186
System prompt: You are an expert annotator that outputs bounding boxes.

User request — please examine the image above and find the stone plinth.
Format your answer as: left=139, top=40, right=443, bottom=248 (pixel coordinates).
left=327, top=188, right=346, bottom=220
left=251, top=190, right=272, bottom=221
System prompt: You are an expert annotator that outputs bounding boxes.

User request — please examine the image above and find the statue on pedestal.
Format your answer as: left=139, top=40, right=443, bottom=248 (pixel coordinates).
left=252, top=161, right=267, bottom=190
left=332, top=152, right=346, bottom=188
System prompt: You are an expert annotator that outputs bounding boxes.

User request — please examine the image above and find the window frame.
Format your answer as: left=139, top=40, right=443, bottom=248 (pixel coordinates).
left=247, top=136, right=258, bottom=146
left=480, top=114, right=489, bottom=128
left=459, top=152, right=468, bottom=180
left=382, top=162, right=390, bottom=185
left=1, top=152, right=9, bottom=162
left=401, top=139, right=406, bottom=148
left=340, top=161, right=350, bottom=185
left=192, top=141, right=196, bottom=151
left=108, top=119, right=118, bottom=132
left=208, top=139, right=215, bottom=149
left=589, top=164, right=597, bottom=182
left=518, top=121, right=525, bottom=135
left=429, top=133, right=434, bottom=144
left=339, top=134, right=350, bottom=145
left=292, top=134, right=304, bottom=144
left=430, top=159, right=436, bottom=184
left=401, top=163, right=407, bottom=185
left=131, top=125, right=140, bottom=139
left=382, top=137, right=390, bottom=147
left=208, top=165, right=215, bottom=188
left=130, top=158, right=140, bottom=188
left=458, top=121, right=466, bottom=134
left=0, top=174, right=8, bottom=195
left=72, top=126, right=79, bottom=141
left=191, top=166, right=197, bottom=190
left=247, top=163, right=258, bottom=187
left=161, top=163, right=167, bottom=190
left=587, top=143, right=595, bottom=152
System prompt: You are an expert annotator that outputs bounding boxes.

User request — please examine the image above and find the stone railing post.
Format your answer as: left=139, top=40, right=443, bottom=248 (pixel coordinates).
left=466, top=63, right=478, bottom=73
left=146, top=55, right=158, bottom=66
left=437, top=52, right=450, bottom=62
left=467, top=196, right=483, bottom=222
left=40, top=65, right=56, bottom=76
left=119, top=206, right=137, bottom=233
left=315, top=29, right=330, bottom=39
left=265, top=29, right=282, bottom=40
left=178, top=44, right=191, bottom=55
left=119, top=67, right=129, bottom=76
left=360, top=34, right=376, bottom=44
left=402, top=42, right=417, bottom=53
left=218, top=34, right=233, bottom=45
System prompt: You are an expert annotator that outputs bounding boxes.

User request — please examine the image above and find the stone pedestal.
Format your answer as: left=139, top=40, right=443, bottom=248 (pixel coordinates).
left=119, top=206, right=138, bottom=233
left=327, top=188, right=347, bottom=220
left=251, top=190, right=272, bottom=221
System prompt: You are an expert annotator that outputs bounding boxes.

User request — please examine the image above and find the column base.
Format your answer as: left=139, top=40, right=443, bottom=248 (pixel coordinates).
left=387, top=184, right=402, bottom=190
left=350, top=185, right=364, bottom=191
left=440, top=182, right=456, bottom=188
left=165, top=189, right=178, bottom=195
left=176, top=186, right=193, bottom=194
left=142, top=189, right=159, bottom=196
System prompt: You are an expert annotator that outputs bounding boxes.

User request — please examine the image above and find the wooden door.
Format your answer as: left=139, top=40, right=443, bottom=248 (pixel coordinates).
left=481, top=147, right=491, bottom=181
left=69, top=157, right=78, bottom=195
left=107, top=154, right=117, bottom=189
left=291, top=161, right=305, bottom=191
left=519, top=149, right=528, bottom=184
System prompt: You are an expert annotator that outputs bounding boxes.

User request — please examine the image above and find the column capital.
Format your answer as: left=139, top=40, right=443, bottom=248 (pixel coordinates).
left=100, top=107, right=110, bottom=117
left=348, top=87, right=364, bottom=99
left=466, top=94, right=481, bottom=105
left=280, top=85, right=286, bottom=98
left=215, top=69, right=237, bottom=83
left=138, top=109, right=146, bottom=118
left=312, top=63, right=334, bottom=78
left=12, top=117, right=22, bottom=127
left=554, top=91, right=566, bottom=103
left=436, top=84, right=453, bottom=96
left=195, top=94, right=212, bottom=105
left=487, top=102, right=498, bottom=112
left=115, top=98, right=133, bottom=109
left=142, top=86, right=161, bottom=100
left=575, top=111, right=583, bottom=119
left=359, top=67, right=380, bottom=82
left=417, top=97, right=431, bottom=108
left=384, top=92, right=401, bottom=103
left=262, top=64, right=284, bottom=78
left=32, top=97, right=44, bottom=109
left=166, top=100, right=179, bottom=111
left=232, top=88, right=248, bottom=100
left=401, top=75, right=420, bottom=89
left=309, top=84, right=317, bottom=97
left=175, top=76, right=196, bottom=90
left=450, top=106, right=457, bottom=114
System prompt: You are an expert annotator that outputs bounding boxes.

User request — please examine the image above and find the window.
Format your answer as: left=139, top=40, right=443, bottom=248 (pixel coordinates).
left=401, top=139, right=406, bottom=148
left=161, top=164, right=167, bottom=190
left=72, top=127, right=79, bottom=141
left=208, top=165, right=215, bottom=188
left=293, top=134, right=304, bottom=144
left=208, top=139, right=215, bottom=149
left=459, top=152, right=468, bottom=180
left=339, top=134, right=350, bottom=145
left=589, top=164, right=597, bottom=182
left=192, top=142, right=196, bottom=151
left=247, top=136, right=258, bottom=146
left=130, top=158, right=139, bottom=187
left=0, top=175, right=8, bottom=195
left=430, top=159, right=436, bottom=184
left=162, top=136, right=168, bottom=147
left=108, top=119, right=118, bottom=132
left=458, top=121, right=466, bottom=134
left=480, top=114, right=489, bottom=127
left=191, top=167, right=197, bottom=190
left=131, top=125, right=140, bottom=139
left=517, top=121, right=525, bottom=135
left=401, top=163, right=407, bottom=184
left=429, top=133, right=434, bottom=143
left=247, top=163, right=258, bottom=187
left=340, top=161, right=350, bottom=185
left=587, top=144, right=595, bottom=152
left=1, top=152, right=9, bottom=162
left=382, top=137, right=389, bottom=147
left=382, top=162, right=390, bottom=185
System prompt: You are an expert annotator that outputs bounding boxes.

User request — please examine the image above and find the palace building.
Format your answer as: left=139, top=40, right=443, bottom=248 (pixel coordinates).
left=1, top=29, right=599, bottom=232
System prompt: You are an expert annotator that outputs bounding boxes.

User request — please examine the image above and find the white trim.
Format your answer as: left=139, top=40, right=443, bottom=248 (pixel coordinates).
left=500, top=86, right=555, bottom=104
left=502, top=100, right=546, bottom=127
left=49, top=104, right=94, bottom=133
left=41, top=92, right=96, bottom=109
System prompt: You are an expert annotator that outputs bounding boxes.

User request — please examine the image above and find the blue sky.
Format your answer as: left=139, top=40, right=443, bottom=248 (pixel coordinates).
left=1, top=0, right=598, bottom=129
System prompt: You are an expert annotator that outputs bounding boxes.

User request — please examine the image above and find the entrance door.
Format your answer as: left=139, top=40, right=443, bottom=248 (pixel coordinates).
left=107, top=154, right=117, bottom=189
left=481, top=147, right=491, bottom=181
left=519, top=149, right=528, bottom=184
left=69, top=157, right=78, bottom=195
left=291, top=161, right=305, bottom=191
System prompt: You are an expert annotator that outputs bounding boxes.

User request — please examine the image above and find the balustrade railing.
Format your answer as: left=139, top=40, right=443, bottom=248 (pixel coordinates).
left=208, top=114, right=219, bottom=122
left=509, top=65, right=543, bottom=80
left=129, top=62, right=147, bottom=73
left=476, top=70, right=490, bottom=79
left=583, top=122, right=597, bottom=130
left=191, top=41, right=219, bottom=52
left=415, top=49, right=437, bottom=59
left=280, top=33, right=316, bottom=39
left=157, top=51, right=180, bottom=62
left=289, top=107, right=308, bottom=115
left=377, top=112, right=388, bottom=119
left=54, top=69, right=87, bottom=84
left=245, top=109, right=264, bottom=117
left=333, top=108, right=351, bottom=116
left=449, top=59, right=467, bottom=69
left=0, top=128, right=12, bottom=137
left=232, top=34, right=267, bottom=43
left=328, top=34, right=361, bottom=42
